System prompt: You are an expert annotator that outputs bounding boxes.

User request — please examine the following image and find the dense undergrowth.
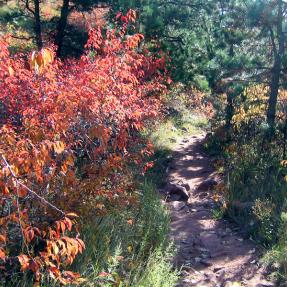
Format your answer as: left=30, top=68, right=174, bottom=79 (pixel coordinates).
left=0, top=3, right=213, bottom=284
left=4, top=0, right=287, bottom=284
left=67, top=86, right=209, bottom=287
left=205, top=86, right=287, bottom=281
left=0, top=10, right=178, bottom=286
left=6, top=182, right=178, bottom=287
left=75, top=182, right=177, bottom=287
left=56, top=87, right=208, bottom=287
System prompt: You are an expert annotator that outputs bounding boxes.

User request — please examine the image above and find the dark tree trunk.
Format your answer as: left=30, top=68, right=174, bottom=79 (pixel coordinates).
left=267, top=0, right=285, bottom=127
left=283, top=116, right=287, bottom=157
left=55, top=0, right=70, bottom=57
left=225, top=42, right=235, bottom=133
left=225, top=93, right=234, bottom=131
left=267, top=56, right=282, bottom=126
left=34, top=0, right=42, bottom=49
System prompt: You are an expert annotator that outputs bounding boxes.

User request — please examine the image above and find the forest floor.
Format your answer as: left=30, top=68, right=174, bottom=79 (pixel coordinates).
left=163, top=133, right=276, bottom=287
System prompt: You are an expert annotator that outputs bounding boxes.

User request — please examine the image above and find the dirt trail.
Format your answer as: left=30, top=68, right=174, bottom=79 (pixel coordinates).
left=165, top=133, right=275, bottom=287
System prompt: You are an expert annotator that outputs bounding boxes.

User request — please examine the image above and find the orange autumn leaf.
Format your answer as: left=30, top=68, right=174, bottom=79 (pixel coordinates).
left=17, top=254, right=30, bottom=271
left=30, top=48, right=54, bottom=73
left=18, top=187, right=28, bottom=198
left=0, top=235, right=6, bottom=243
left=2, top=186, right=9, bottom=195
left=0, top=248, right=6, bottom=260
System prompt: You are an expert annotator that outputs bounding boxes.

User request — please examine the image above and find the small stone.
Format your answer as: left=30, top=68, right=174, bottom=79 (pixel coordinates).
left=255, top=281, right=275, bottom=287
left=201, top=253, right=210, bottom=259
left=190, top=279, right=202, bottom=285
left=225, top=282, right=241, bottom=287
left=200, top=259, right=212, bottom=266
left=196, top=178, right=218, bottom=191
left=216, top=269, right=225, bottom=279
left=180, top=270, right=189, bottom=276
left=167, top=182, right=189, bottom=201
left=181, top=182, right=191, bottom=191
left=213, top=266, right=223, bottom=273
left=171, top=201, right=186, bottom=211
left=169, top=194, right=182, bottom=201
left=248, top=248, right=256, bottom=254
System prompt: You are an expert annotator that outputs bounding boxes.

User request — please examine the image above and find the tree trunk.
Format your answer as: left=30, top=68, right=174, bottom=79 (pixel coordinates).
left=267, top=0, right=285, bottom=127
left=34, top=0, right=42, bottom=50
left=225, top=42, right=235, bottom=134
left=267, top=56, right=282, bottom=126
left=225, top=92, right=234, bottom=131
left=55, top=0, right=70, bottom=57
left=283, top=116, right=287, bottom=157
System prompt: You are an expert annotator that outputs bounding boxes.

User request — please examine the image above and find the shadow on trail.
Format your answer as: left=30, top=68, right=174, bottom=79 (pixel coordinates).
left=165, top=134, right=273, bottom=287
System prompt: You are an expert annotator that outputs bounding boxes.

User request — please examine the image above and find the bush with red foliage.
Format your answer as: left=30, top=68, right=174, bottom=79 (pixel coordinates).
left=0, top=10, right=167, bottom=285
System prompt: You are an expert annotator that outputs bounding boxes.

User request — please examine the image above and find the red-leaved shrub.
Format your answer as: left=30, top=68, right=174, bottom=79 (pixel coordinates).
left=0, top=10, right=167, bottom=285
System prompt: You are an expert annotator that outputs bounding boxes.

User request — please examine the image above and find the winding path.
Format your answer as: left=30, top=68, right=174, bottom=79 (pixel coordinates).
left=165, top=133, right=275, bottom=287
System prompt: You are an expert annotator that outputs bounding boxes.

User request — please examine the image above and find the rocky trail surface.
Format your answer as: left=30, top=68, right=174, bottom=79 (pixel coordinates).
left=162, top=133, right=276, bottom=287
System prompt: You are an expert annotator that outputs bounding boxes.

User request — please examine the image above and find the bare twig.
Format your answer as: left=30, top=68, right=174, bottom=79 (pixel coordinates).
left=24, top=0, right=35, bottom=15
left=11, top=35, right=35, bottom=41
left=15, top=183, right=31, bottom=255
left=268, top=25, right=278, bottom=58
left=158, top=0, right=202, bottom=9
left=1, top=155, right=65, bottom=216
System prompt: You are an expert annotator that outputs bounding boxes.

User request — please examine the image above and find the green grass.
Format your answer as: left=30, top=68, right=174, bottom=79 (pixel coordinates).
left=4, top=182, right=178, bottom=287
left=72, top=182, right=178, bottom=287
left=148, top=112, right=208, bottom=151
left=143, top=110, right=208, bottom=187
left=212, top=205, right=226, bottom=220
left=131, top=247, right=178, bottom=287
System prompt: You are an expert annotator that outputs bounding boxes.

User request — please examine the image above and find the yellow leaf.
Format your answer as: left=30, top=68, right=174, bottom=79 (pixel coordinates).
left=53, top=141, right=65, bottom=154
left=8, top=66, right=14, bottom=76
left=30, top=48, right=54, bottom=74
left=65, top=212, right=79, bottom=218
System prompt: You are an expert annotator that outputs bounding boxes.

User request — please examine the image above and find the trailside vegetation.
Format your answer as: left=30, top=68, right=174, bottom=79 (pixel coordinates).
left=0, top=10, right=169, bottom=285
left=3, top=0, right=287, bottom=284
